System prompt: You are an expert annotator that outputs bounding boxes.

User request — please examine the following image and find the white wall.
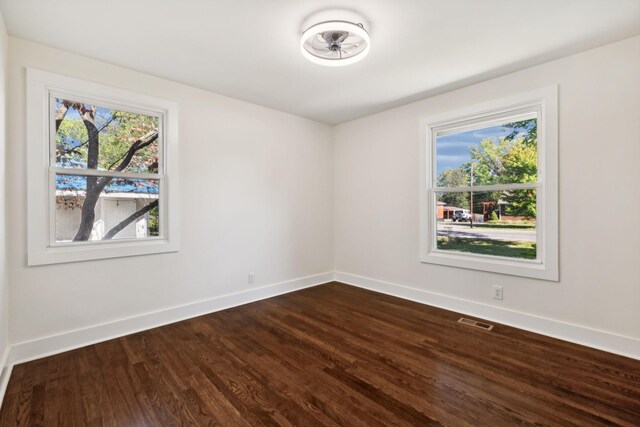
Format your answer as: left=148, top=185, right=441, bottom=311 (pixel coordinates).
left=4, top=34, right=639, bottom=359
left=334, top=37, right=640, bottom=340
left=8, top=38, right=334, bottom=345
left=0, top=12, right=8, bottom=364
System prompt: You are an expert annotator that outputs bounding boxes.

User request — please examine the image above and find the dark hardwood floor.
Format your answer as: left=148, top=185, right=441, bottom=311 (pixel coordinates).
left=1, top=282, right=639, bottom=426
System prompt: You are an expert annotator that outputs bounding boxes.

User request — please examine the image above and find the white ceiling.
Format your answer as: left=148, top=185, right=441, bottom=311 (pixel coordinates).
left=1, top=0, right=639, bottom=124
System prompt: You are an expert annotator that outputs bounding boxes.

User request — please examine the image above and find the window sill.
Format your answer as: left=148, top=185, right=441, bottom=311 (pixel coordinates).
left=420, top=250, right=558, bottom=281
left=28, top=238, right=179, bottom=266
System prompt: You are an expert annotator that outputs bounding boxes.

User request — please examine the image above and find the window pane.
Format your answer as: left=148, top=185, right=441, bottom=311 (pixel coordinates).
left=55, top=174, right=159, bottom=242
left=436, top=190, right=537, bottom=259
left=435, top=118, right=537, bottom=187
left=54, top=98, right=159, bottom=174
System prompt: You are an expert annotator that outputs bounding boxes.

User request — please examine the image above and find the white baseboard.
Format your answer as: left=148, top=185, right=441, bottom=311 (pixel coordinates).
left=8, top=272, right=335, bottom=366
left=0, top=347, right=12, bottom=409
left=335, top=272, right=640, bottom=360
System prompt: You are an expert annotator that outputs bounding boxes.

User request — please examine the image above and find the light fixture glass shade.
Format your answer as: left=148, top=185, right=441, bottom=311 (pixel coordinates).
left=300, top=21, right=370, bottom=66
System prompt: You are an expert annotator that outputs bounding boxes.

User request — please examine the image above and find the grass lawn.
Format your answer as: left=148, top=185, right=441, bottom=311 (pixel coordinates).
left=437, top=237, right=537, bottom=259
left=451, top=223, right=535, bottom=230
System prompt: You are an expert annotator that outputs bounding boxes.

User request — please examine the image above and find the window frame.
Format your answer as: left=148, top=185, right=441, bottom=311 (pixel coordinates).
left=419, top=86, right=558, bottom=281
left=27, top=68, right=180, bottom=266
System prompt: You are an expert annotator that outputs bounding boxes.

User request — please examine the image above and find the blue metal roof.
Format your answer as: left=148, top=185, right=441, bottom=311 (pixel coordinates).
left=56, top=174, right=158, bottom=194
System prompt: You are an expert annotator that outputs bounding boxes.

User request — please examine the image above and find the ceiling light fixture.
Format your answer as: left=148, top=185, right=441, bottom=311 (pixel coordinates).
left=300, top=20, right=370, bottom=67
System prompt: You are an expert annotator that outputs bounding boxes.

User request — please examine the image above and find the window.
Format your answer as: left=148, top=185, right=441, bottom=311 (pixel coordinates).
left=27, top=69, right=179, bottom=265
left=419, top=87, right=558, bottom=280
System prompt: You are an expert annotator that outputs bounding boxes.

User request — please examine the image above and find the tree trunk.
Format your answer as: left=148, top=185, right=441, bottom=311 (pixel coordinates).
left=102, top=200, right=159, bottom=240
left=73, top=186, right=101, bottom=241
left=55, top=101, right=70, bottom=131
left=73, top=106, right=100, bottom=241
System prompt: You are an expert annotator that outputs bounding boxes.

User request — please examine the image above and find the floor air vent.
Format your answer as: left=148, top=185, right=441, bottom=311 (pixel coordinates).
left=458, top=317, right=494, bottom=331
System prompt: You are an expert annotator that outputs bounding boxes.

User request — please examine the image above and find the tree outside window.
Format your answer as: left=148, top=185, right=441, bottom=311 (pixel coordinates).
left=54, top=98, right=162, bottom=242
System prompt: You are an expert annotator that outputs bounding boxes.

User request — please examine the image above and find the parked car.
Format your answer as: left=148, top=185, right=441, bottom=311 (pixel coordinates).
left=452, top=211, right=471, bottom=222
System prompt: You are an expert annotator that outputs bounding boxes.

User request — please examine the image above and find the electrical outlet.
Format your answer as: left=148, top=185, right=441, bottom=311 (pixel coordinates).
left=248, top=273, right=255, bottom=284
left=492, top=285, right=503, bottom=300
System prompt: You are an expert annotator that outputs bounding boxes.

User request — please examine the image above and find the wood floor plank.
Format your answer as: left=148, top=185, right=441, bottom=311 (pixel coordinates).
left=1, top=282, right=639, bottom=426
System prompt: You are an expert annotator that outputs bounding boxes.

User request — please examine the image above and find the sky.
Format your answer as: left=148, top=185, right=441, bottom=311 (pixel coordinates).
left=435, top=124, right=511, bottom=177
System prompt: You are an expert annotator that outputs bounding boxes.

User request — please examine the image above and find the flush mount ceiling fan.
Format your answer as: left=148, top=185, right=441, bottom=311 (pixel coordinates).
left=300, top=20, right=370, bottom=66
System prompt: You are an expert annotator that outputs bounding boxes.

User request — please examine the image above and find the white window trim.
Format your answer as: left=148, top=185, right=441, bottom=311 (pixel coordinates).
left=27, top=68, right=180, bottom=266
left=419, top=86, right=558, bottom=281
